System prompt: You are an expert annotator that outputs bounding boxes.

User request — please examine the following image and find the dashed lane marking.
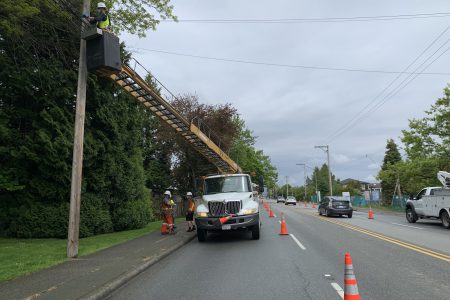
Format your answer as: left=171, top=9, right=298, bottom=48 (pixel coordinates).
left=289, top=234, right=306, bottom=250
left=311, top=214, right=450, bottom=262
left=330, top=282, right=344, bottom=299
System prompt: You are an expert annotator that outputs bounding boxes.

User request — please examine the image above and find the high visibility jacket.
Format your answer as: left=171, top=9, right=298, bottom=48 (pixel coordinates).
left=98, top=15, right=110, bottom=30
left=187, top=198, right=195, bottom=212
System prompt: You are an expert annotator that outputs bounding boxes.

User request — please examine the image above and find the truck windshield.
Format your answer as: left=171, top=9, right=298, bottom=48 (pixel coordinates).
left=204, top=176, right=252, bottom=194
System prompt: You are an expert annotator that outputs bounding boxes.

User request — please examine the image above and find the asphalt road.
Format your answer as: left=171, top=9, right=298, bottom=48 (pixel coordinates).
left=108, top=200, right=450, bottom=300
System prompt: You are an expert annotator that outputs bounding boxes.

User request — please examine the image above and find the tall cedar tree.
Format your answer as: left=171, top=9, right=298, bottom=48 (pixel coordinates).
left=380, top=139, right=402, bottom=204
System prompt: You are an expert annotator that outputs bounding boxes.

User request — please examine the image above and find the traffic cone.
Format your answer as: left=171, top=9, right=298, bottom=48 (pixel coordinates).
left=312, top=202, right=316, bottom=209
left=368, top=208, right=373, bottom=219
left=344, top=253, right=361, bottom=300
left=219, top=215, right=233, bottom=225
left=269, top=207, right=275, bottom=218
left=279, top=212, right=289, bottom=235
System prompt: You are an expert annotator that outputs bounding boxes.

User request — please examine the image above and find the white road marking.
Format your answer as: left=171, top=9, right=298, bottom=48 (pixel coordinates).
left=289, top=234, right=306, bottom=250
left=278, top=220, right=281, bottom=224
left=330, top=282, right=344, bottom=299
left=391, top=222, right=423, bottom=230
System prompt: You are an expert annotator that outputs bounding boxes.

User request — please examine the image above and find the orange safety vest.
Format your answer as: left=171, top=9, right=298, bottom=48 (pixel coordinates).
left=187, top=198, right=195, bottom=212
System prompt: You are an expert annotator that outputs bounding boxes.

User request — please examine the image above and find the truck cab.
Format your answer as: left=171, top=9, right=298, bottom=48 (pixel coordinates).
left=194, top=174, right=261, bottom=242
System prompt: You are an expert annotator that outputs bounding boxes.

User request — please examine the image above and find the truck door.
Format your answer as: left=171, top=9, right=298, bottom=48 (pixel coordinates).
left=413, top=189, right=427, bottom=215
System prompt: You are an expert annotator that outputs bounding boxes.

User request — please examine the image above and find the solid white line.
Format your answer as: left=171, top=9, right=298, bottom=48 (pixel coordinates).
left=330, top=282, right=344, bottom=299
left=289, top=234, right=306, bottom=250
left=391, top=222, right=423, bottom=230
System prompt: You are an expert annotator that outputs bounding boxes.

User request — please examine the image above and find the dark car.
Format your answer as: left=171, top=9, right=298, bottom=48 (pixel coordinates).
left=318, top=196, right=353, bottom=218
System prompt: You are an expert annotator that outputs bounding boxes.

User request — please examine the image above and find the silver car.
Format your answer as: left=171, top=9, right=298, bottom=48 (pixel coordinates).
left=285, top=196, right=297, bottom=205
left=277, top=196, right=285, bottom=203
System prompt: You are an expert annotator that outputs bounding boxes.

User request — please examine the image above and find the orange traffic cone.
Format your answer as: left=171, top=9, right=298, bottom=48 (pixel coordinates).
left=269, top=207, right=275, bottom=218
left=219, top=215, right=233, bottom=224
left=344, top=253, right=361, bottom=300
left=312, top=202, right=316, bottom=209
left=368, top=208, right=373, bottom=219
left=279, top=212, right=289, bottom=235
left=305, top=202, right=308, bottom=208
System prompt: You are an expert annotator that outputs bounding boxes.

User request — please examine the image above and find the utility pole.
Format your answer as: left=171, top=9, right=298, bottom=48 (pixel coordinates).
left=296, top=163, right=307, bottom=201
left=285, top=176, right=289, bottom=197
left=315, top=145, right=333, bottom=196
left=67, top=0, right=91, bottom=258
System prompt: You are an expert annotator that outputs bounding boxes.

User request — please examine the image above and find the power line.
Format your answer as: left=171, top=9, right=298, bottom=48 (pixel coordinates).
left=159, top=12, right=450, bottom=24
left=130, top=47, right=450, bottom=76
left=326, top=26, right=450, bottom=143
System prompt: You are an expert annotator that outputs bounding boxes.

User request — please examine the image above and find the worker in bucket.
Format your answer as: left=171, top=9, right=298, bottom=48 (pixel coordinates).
left=185, top=192, right=196, bottom=232
left=161, top=191, right=174, bottom=234
left=85, top=2, right=111, bottom=31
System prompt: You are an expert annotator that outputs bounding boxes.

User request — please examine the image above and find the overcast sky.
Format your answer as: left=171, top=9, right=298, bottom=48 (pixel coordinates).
left=122, top=0, right=450, bottom=186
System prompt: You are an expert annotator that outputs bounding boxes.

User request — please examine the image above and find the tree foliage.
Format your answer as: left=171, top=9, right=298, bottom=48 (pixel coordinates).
left=377, top=86, right=450, bottom=201
left=101, top=0, right=177, bottom=37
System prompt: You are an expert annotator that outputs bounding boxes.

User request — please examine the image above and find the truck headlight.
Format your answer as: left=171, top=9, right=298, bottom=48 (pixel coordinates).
left=196, top=212, right=208, bottom=217
left=243, top=207, right=257, bottom=215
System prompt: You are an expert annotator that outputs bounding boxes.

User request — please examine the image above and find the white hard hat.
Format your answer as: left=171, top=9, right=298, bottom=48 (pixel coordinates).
left=186, top=192, right=193, bottom=196
left=97, top=2, right=107, bottom=8
left=164, top=190, right=171, bottom=196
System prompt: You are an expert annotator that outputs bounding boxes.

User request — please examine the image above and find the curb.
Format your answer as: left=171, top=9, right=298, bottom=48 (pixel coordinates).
left=80, top=233, right=196, bottom=300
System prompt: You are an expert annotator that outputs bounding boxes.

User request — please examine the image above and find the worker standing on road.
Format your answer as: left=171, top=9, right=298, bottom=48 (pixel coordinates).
left=85, top=2, right=111, bottom=31
left=186, top=192, right=196, bottom=232
left=161, top=191, right=174, bottom=234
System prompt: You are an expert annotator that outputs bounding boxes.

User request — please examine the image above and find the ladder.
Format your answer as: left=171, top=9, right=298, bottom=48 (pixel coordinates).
left=107, top=63, right=241, bottom=174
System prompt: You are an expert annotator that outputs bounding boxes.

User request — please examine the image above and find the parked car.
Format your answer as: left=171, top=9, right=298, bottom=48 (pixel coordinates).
left=277, top=196, right=286, bottom=203
left=285, top=196, right=297, bottom=205
left=318, top=196, right=353, bottom=218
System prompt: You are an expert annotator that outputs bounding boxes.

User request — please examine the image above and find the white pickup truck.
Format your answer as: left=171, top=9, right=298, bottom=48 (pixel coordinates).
left=405, top=171, right=450, bottom=228
left=194, top=173, right=262, bottom=242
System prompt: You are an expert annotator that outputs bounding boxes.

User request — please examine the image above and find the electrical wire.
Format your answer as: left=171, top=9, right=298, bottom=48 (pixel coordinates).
left=158, top=12, right=450, bottom=24
left=325, top=26, right=450, bottom=143
left=129, top=47, right=450, bottom=76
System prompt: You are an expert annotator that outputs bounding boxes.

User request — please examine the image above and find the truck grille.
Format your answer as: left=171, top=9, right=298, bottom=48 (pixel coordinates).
left=208, top=201, right=241, bottom=216
left=332, top=201, right=349, bottom=208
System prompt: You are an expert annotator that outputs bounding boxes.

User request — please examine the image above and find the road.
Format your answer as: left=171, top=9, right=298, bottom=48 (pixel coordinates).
left=108, top=200, right=450, bottom=300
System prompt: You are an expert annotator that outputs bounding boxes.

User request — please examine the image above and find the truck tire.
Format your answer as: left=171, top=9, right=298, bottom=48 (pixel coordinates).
left=348, top=213, right=352, bottom=218
left=440, top=211, right=450, bottom=229
left=406, top=207, right=418, bottom=223
left=251, top=224, right=260, bottom=240
left=197, top=229, right=207, bottom=242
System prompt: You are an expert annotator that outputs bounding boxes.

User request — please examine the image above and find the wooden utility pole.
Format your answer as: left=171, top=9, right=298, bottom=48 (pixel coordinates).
left=67, top=0, right=91, bottom=258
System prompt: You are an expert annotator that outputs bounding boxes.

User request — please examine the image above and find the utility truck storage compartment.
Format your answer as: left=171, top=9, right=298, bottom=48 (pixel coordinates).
left=85, top=30, right=121, bottom=74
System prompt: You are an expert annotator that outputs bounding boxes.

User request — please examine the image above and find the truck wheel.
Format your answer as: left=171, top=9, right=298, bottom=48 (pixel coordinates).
left=406, top=208, right=418, bottom=223
left=251, top=224, right=260, bottom=240
left=348, top=213, right=352, bottom=218
left=197, top=229, right=207, bottom=242
left=441, top=211, right=450, bottom=229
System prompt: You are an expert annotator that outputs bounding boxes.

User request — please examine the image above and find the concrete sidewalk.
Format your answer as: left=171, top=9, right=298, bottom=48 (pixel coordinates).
left=0, top=222, right=196, bottom=300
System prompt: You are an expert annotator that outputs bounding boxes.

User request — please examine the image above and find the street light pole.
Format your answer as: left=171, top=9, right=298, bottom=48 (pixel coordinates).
left=314, top=145, right=333, bottom=196
left=296, top=163, right=307, bottom=201
left=285, top=176, right=289, bottom=197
